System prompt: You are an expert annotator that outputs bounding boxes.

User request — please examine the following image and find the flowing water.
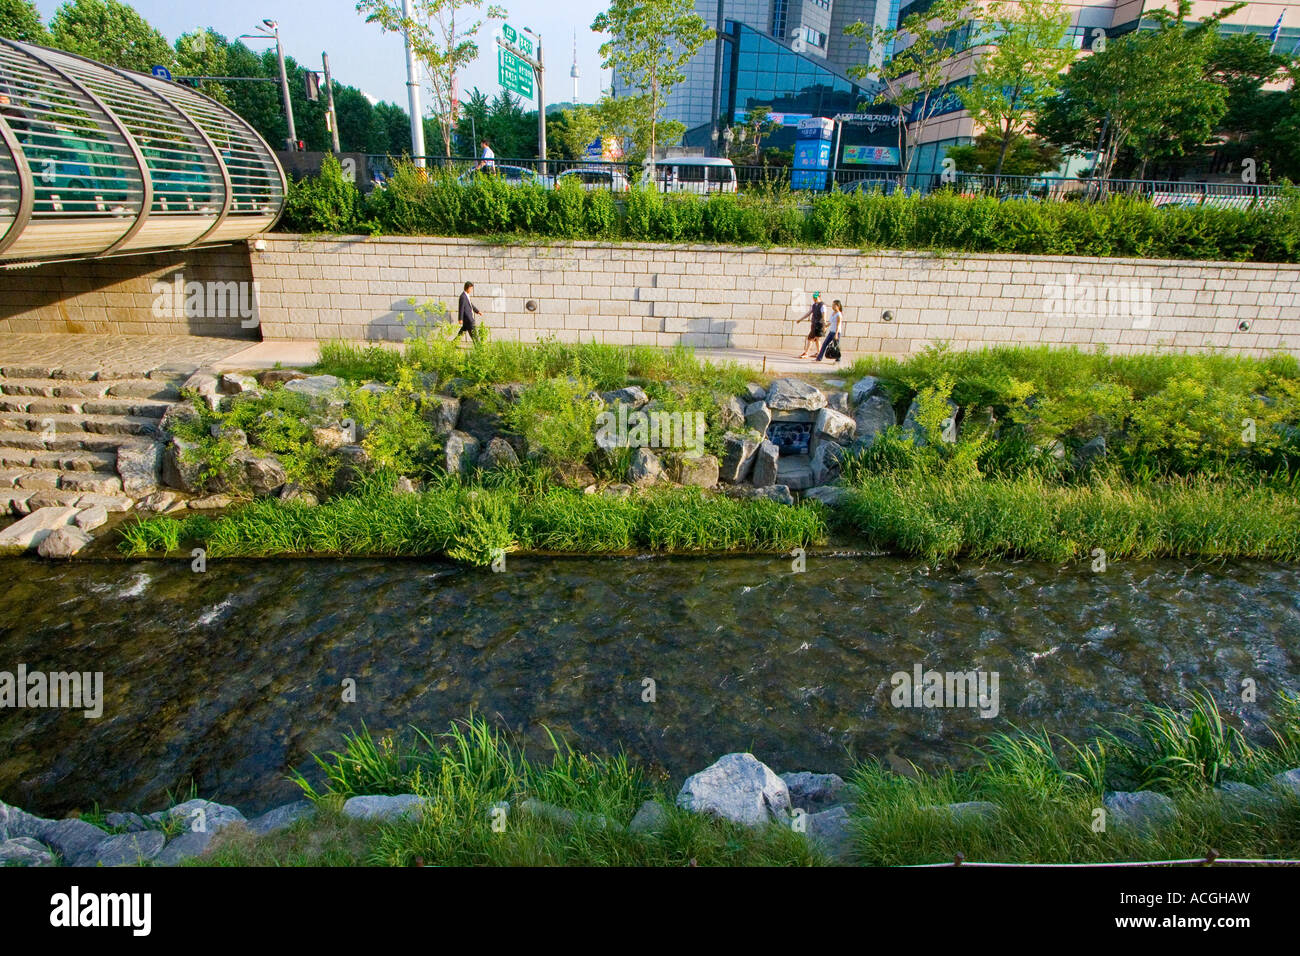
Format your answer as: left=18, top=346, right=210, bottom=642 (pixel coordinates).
left=1, top=554, right=1298, bottom=816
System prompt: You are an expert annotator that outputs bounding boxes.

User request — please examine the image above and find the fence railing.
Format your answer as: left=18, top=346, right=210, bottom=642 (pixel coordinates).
left=358, top=155, right=1286, bottom=207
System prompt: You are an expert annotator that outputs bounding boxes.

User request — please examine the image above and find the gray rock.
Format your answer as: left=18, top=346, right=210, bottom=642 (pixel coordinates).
left=162, top=437, right=205, bottom=493
left=392, top=476, right=419, bottom=494
left=104, top=812, right=149, bottom=831
left=744, top=400, right=772, bottom=434
left=181, top=371, right=223, bottom=411
left=827, top=392, right=851, bottom=415
left=1104, top=790, right=1176, bottom=833
left=675, top=454, right=719, bottom=488
left=0, top=837, right=55, bottom=867
left=419, top=395, right=461, bottom=436
left=187, top=494, right=235, bottom=510
left=233, top=451, right=286, bottom=496
left=257, top=369, right=306, bottom=387
left=743, top=382, right=768, bottom=404
left=519, top=798, right=619, bottom=831
left=219, top=372, right=260, bottom=396
left=74, top=504, right=109, bottom=532
left=283, top=374, right=341, bottom=400
left=1075, top=436, right=1107, bottom=467
left=356, top=382, right=393, bottom=396
left=628, top=800, right=669, bottom=835
left=781, top=772, right=847, bottom=810
left=457, top=392, right=513, bottom=444
left=0, top=799, right=50, bottom=841
left=716, top=394, right=747, bottom=432
left=74, top=493, right=134, bottom=514
left=155, top=799, right=247, bottom=835
left=0, top=506, right=78, bottom=555
left=1270, top=768, right=1300, bottom=798
left=278, top=483, right=318, bottom=506
left=333, top=444, right=370, bottom=492
left=312, top=425, right=351, bottom=450
left=601, top=385, right=649, bottom=409
left=719, top=432, right=761, bottom=483
left=804, top=805, right=855, bottom=862
left=853, top=395, right=897, bottom=446
left=751, top=440, right=780, bottom=488
left=246, top=801, right=315, bottom=836
left=814, top=406, right=856, bottom=444
left=158, top=401, right=199, bottom=434
left=627, top=446, right=664, bottom=487
left=37, top=525, right=94, bottom=558
left=850, top=376, right=883, bottom=404
left=341, top=794, right=426, bottom=822
left=810, top=440, right=845, bottom=486
left=1216, top=781, right=1274, bottom=814
left=603, top=483, right=634, bottom=498
left=737, top=484, right=796, bottom=506
left=804, top=485, right=849, bottom=507
left=677, top=753, right=792, bottom=827
left=481, top=437, right=520, bottom=470
left=154, top=829, right=214, bottom=865
left=443, top=431, right=480, bottom=477
left=766, top=378, right=826, bottom=412
left=71, top=830, right=165, bottom=867
left=116, top=441, right=163, bottom=496
left=37, top=818, right=109, bottom=862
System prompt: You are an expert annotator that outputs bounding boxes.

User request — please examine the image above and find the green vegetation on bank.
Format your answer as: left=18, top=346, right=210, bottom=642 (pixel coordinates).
left=194, top=694, right=1300, bottom=866
left=282, top=157, right=1300, bottom=263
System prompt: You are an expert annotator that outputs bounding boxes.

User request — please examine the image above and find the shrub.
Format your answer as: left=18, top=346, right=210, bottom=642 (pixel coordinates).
left=281, top=154, right=364, bottom=234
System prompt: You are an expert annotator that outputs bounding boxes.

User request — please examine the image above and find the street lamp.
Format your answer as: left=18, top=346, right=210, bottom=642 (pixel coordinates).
left=240, top=19, right=297, bottom=151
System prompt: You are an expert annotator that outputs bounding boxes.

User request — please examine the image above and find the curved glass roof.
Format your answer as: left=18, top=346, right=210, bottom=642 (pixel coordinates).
left=0, top=38, right=286, bottom=265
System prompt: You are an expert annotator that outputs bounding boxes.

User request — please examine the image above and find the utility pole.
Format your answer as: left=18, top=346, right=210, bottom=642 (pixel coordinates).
left=402, top=0, right=427, bottom=166
left=242, top=21, right=296, bottom=150
left=535, top=33, right=547, bottom=176
left=322, top=52, right=341, bottom=153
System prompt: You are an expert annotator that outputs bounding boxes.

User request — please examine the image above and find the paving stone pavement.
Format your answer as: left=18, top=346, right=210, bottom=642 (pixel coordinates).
left=0, top=334, right=253, bottom=377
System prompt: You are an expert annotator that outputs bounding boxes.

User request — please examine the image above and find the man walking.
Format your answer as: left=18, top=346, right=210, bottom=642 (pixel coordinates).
left=477, top=139, right=495, bottom=170
left=458, top=281, right=482, bottom=342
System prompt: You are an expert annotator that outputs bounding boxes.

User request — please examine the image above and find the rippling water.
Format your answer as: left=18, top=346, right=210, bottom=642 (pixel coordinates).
left=1, top=554, right=1298, bottom=816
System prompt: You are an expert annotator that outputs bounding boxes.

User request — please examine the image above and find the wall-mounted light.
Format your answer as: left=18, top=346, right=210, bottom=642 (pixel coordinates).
left=1237, top=320, right=1251, bottom=332
left=881, top=310, right=894, bottom=322
left=525, top=300, right=538, bottom=312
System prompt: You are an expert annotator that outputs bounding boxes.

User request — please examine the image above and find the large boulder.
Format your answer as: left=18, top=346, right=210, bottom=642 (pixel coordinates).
left=766, top=378, right=826, bottom=412
left=71, top=830, right=165, bottom=867
left=480, top=437, right=520, bottom=470
left=283, top=374, right=341, bottom=400
left=342, top=794, right=426, bottom=822
left=161, top=437, right=206, bottom=493
left=158, top=401, right=199, bottom=435
left=1104, top=790, right=1176, bottom=834
left=853, top=395, right=897, bottom=447
left=715, top=394, right=747, bottom=432
left=744, top=401, right=772, bottom=434
left=751, top=440, right=780, bottom=488
left=804, top=485, right=849, bottom=508
left=418, top=395, right=461, bottom=436
left=219, top=372, right=260, bottom=397
left=677, top=753, right=792, bottom=827
left=154, top=798, right=247, bottom=835
left=36, top=818, right=108, bottom=862
left=116, top=441, right=163, bottom=496
left=742, top=382, right=768, bottom=404
left=805, top=805, right=855, bottom=863
left=74, top=504, right=109, bottom=532
left=627, top=446, right=665, bottom=487
left=674, top=454, right=719, bottom=488
left=154, top=830, right=214, bottom=866
left=1270, top=768, right=1300, bottom=798
left=814, top=406, right=856, bottom=445
left=0, top=837, right=55, bottom=867
left=850, top=376, right=883, bottom=405
left=719, top=432, right=761, bottom=483
left=601, top=385, right=649, bottom=409
left=810, top=440, right=846, bottom=486
left=180, top=371, right=223, bottom=411
left=234, top=451, right=286, bottom=496
left=444, top=431, right=480, bottom=477
left=246, top=801, right=315, bottom=836
left=0, top=506, right=78, bottom=555
left=37, top=525, right=94, bottom=559
left=781, top=772, right=848, bottom=811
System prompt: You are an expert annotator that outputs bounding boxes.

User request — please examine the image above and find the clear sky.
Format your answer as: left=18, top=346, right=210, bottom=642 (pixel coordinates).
left=33, top=0, right=613, bottom=109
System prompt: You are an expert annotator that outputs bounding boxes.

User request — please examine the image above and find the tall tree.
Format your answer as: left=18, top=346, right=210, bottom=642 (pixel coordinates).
left=591, top=0, right=712, bottom=170
left=845, top=0, right=974, bottom=182
left=0, top=0, right=50, bottom=44
left=959, top=0, right=1075, bottom=183
left=729, top=105, right=779, bottom=165
left=174, top=29, right=230, bottom=106
left=48, top=0, right=174, bottom=74
left=356, top=0, right=505, bottom=158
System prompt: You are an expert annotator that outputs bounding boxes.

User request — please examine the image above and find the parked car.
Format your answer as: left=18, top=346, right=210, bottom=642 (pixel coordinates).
left=645, top=157, right=737, bottom=194
left=459, top=164, right=546, bottom=187
left=554, top=167, right=631, bottom=192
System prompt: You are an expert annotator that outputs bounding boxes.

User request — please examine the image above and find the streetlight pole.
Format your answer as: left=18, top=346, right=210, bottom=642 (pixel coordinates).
left=534, top=31, right=547, bottom=176
left=402, top=0, right=426, bottom=166
left=243, top=21, right=296, bottom=151
left=322, top=52, right=341, bottom=153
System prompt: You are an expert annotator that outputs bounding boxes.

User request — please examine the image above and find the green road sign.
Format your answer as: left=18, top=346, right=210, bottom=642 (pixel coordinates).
left=501, top=23, right=533, bottom=58
left=498, top=47, right=534, bottom=100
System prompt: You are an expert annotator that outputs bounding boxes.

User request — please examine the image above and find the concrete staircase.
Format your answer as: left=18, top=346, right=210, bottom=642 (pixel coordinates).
left=0, top=364, right=185, bottom=516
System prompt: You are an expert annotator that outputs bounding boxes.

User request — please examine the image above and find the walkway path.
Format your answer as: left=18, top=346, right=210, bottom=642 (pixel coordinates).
left=0, top=334, right=855, bottom=378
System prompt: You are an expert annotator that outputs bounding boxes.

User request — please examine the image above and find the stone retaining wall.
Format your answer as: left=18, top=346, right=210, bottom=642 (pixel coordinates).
left=251, top=235, right=1300, bottom=356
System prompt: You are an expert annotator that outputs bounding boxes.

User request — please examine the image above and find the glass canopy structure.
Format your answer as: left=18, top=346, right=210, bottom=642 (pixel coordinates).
left=0, top=39, right=285, bottom=266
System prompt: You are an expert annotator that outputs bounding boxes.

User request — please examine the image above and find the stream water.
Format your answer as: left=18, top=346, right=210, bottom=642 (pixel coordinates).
left=1, top=554, right=1297, bottom=816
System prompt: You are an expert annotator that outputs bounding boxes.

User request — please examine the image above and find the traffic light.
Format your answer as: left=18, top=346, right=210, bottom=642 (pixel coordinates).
left=305, top=71, right=320, bottom=102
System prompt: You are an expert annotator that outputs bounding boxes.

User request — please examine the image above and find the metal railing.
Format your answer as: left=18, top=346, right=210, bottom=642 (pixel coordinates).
left=358, top=154, right=1287, bottom=208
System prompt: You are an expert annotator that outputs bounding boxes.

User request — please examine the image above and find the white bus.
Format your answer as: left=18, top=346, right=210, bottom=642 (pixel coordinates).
left=646, top=157, right=738, bottom=194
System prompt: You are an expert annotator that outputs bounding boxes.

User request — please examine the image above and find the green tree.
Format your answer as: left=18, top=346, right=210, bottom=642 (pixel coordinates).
left=49, top=0, right=174, bottom=73
left=174, top=29, right=230, bottom=106
left=547, top=105, right=603, bottom=160
left=1036, top=1, right=1235, bottom=183
left=591, top=0, right=712, bottom=171
left=959, top=0, right=1075, bottom=183
left=946, top=130, right=1063, bottom=176
left=730, top=105, right=779, bottom=165
left=356, top=0, right=506, bottom=158
left=0, top=0, right=49, bottom=44
left=845, top=0, right=974, bottom=181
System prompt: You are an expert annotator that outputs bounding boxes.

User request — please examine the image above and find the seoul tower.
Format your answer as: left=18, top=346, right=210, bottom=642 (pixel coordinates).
left=570, top=31, right=580, bottom=103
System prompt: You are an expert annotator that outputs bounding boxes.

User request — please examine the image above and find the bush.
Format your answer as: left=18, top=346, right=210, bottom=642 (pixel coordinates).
left=281, top=155, right=365, bottom=234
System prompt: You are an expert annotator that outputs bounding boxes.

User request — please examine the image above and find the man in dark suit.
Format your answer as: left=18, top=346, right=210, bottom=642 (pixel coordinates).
left=458, top=281, right=482, bottom=342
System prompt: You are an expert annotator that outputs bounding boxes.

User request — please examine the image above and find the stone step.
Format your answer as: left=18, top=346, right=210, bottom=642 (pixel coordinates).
left=0, top=377, right=183, bottom=401
left=0, top=364, right=194, bottom=382
left=0, top=429, right=157, bottom=454
left=0, top=448, right=118, bottom=472
left=0, top=397, right=171, bottom=418
left=2, top=489, right=134, bottom=516
left=0, top=413, right=161, bottom=437
left=0, top=467, right=123, bottom=494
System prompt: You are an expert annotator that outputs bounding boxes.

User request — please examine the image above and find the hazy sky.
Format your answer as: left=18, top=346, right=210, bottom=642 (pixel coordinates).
left=33, top=0, right=614, bottom=108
